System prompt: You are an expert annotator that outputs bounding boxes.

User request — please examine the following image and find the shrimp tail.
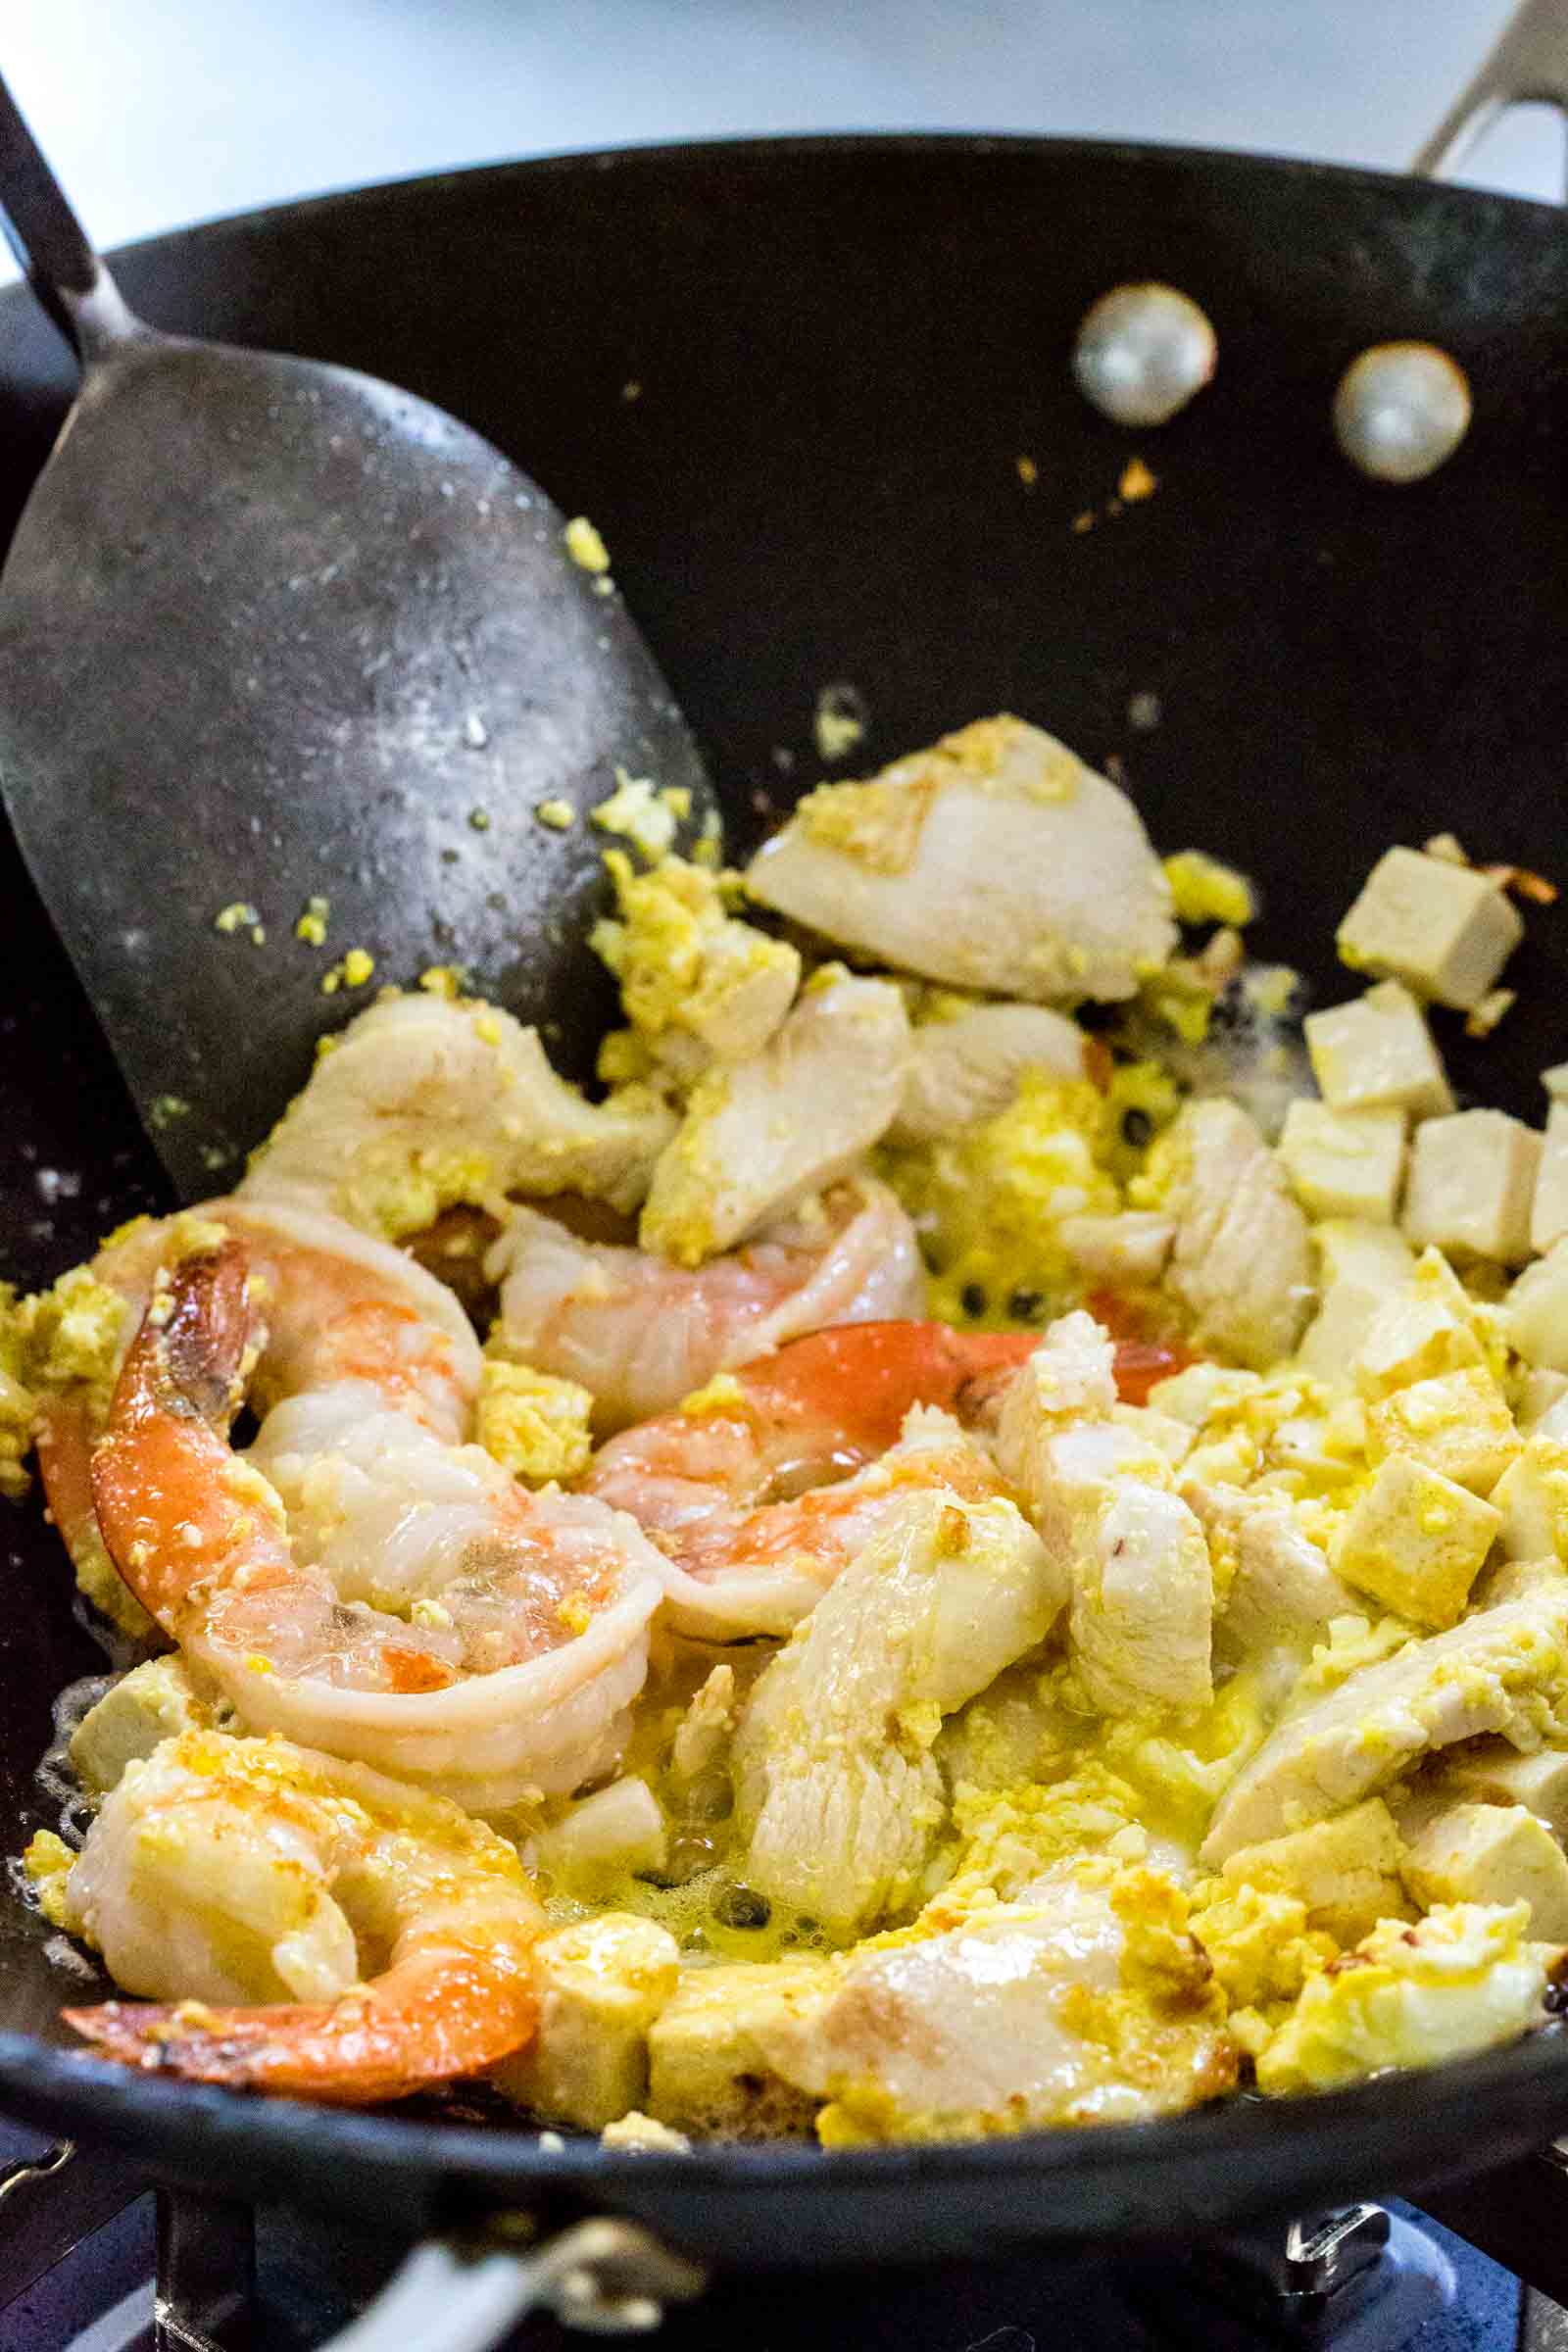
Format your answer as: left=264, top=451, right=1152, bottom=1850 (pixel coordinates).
left=91, top=1243, right=277, bottom=1634
left=63, top=1938, right=539, bottom=2106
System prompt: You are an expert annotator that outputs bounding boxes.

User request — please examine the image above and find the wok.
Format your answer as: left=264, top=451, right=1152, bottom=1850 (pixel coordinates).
left=2, top=25, right=1568, bottom=2343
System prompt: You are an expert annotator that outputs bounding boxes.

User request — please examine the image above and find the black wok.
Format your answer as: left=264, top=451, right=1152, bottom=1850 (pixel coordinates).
left=1, top=122, right=1568, bottom=2298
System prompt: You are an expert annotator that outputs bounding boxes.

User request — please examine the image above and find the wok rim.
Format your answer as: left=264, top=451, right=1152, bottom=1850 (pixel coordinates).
left=3, top=131, right=1567, bottom=2235
left=2, top=2021, right=1568, bottom=2233
left=8, top=123, right=1557, bottom=308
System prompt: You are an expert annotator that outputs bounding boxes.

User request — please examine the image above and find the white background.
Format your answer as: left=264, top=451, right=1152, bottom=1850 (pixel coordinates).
left=1, top=0, right=1562, bottom=273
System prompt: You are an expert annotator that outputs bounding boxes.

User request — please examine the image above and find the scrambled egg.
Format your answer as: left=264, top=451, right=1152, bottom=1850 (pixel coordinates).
left=1257, top=1903, right=1559, bottom=2093
left=475, top=1359, right=595, bottom=1485
left=877, top=1073, right=1122, bottom=1327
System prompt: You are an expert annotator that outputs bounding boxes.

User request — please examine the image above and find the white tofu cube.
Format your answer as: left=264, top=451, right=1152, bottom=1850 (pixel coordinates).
left=1517, top=1368, right=1568, bottom=1434
left=492, top=1915, right=680, bottom=2130
left=1276, top=1102, right=1406, bottom=1223
left=1403, top=1110, right=1542, bottom=1265
left=1297, top=1227, right=1418, bottom=1381
left=647, top=1961, right=829, bottom=2137
left=1492, top=1436, right=1568, bottom=1562
left=1315, top=1219, right=1421, bottom=1292
left=1438, top=1741, right=1568, bottom=1839
left=1401, top=1800, right=1568, bottom=1939
left=69, top=1657, right=218, bottom=1794
left=536, top=1779, right=667, bottom=1889
left=1365, top=1365, right=1520, bottom=1496
left=1331, top=1454, right=1501, bottom=1628
left=1533, top=1103, right=1568, bottom=1255
left=1337, top=847, right=1523, bottom=1011
left=1507, top=1241, right=1568, bottom=1372
left=1218, top=1797, right=1407, bottom=1945
left=1352, top=1264, right=1484, bottom=1400
left=1303, top=983, right=1453, bottom=1119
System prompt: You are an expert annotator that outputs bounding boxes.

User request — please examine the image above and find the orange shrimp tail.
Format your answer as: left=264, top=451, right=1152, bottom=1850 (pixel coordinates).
left=90, top=1243, right=271, bottom=1634
left=63, top=1946, right=538, bottom=2106
left=740, top=1322, right=1038, bottom=1454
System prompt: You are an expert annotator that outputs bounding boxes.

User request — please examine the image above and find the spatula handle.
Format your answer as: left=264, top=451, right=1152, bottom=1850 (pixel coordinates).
left=0, top=69, right=136, bottom=358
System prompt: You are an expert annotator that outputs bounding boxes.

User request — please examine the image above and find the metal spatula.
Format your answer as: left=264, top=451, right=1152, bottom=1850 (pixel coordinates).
left=0, top=74, right=713, bottom=1200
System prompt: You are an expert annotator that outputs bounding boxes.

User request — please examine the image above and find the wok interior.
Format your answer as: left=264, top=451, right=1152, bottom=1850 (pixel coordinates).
left=1, top=137, right=1568, bottom=2235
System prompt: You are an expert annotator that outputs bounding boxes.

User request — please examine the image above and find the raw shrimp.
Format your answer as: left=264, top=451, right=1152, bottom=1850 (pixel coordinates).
left=60, top=1729, right=542, bottom=2102
left=488, top=1177, right=925, bottom=1427
left=583, top=1321, right=1038, bottom=1637
left=83, top=1203, right=668, bottom=1807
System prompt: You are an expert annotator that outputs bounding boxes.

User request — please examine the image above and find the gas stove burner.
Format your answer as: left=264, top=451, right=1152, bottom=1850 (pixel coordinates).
left=0, top=2113, right=1554, bottom=2352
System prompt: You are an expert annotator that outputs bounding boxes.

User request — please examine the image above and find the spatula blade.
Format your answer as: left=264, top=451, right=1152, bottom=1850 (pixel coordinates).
left=0, top=333, right=714, bottom=1199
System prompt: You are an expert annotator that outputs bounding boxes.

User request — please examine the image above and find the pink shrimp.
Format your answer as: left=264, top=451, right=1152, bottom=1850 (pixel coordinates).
left=59, top=1729, right=542, bottom=2103
left=487, top=1176, right=924, bottom=1428
left=80, top=1206, right=667, bottom=1808
left=582, top=1321, right=1039, bottom=1637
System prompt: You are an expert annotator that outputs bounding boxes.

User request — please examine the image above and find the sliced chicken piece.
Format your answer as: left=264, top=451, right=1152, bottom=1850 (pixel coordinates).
left=591, top=850, right=802, bottom=1084
left=241, top=992, right=673, bottom=1232
left=731, top=1488, right=1067, bottom=1937
left=1187, top=1486, right=1358, bottom=1654
left=1072, top=1480, right=1214, bottom=1716
left=758, top=1867, right=1235, bottom=2137
left=995, top=1316, right=1213, bottom=1714
left=1155, top=1100, right=1314, bottom=1370
left=1058, top=1210, right=1177, bottom=1286
left=889, top=1001, right=1088, bottom=1143
left=992, top=1308, right=1119, bottom=1482
left=639, top=974, right=910, bottom=1265
left=746, top=715, right=1176, bottom=1004
left=1200, top=1561, right=1568, bottom=1864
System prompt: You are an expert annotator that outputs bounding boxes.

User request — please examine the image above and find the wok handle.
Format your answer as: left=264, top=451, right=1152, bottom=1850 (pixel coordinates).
left=0, top=69, right=138, bottom=361
left=317, top=2218, right=707, bottom=2352
left=1412, top=0, right=1568, bottom=188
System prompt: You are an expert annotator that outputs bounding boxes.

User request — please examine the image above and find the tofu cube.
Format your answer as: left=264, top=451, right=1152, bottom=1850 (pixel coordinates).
left=1365, top=1365, right=1520, bottom=1496
left=1352, top=1261, right=1484, bottom=1400
left=1297, top=1224, right=1417, bottom=1378
left=1507, top=1241, right=1568, bottom=1372
left=1517, top=1368, right=1568, bottom=1435
left=647, top=1961, right=829, bottom=2138
left=1336, top=847, right=1523, bottom=1011
left=1533, top=1103, right=1568, bottom=1255
left=69, top=1656, right=217, bottom=1794
left=1403, top=1110, right=1542, bottom=1265
left=1276, top=1102, right=1406, bottom=1224
left=1303, top=982, right=1453, bottom=1119
left=1315, top=1219, right=1421, bottom=1293
left=1401, top=1800, right=1568, bottom=1940
left=1492, top=1436, right=1568, bottom=1562
left=492, top=1915, right=680, bottom=2131
left=1331, top=1454, right=1501, bottom=1627
left=1219, top=1797, right=1408, bottom=1945
left=1438, top=1740, right=1568, bottom=1839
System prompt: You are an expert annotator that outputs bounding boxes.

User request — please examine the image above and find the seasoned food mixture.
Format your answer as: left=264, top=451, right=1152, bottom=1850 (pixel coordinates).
left=9, top=712, right=1568, bottom=2146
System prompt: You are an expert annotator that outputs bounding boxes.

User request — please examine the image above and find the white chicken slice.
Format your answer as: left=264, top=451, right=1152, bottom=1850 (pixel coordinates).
left=1201, top=1561, right=1568, bottom=1863
left=1155, top=1100, right=1314, bottom=1370
left=889, top=1001, right=1088, bottom=1143
left=241, top=992, right=673, bottom=1232
left=639, top=973, right=910, bottom=1265
left=487, top=1177, right=923, bottom=1428
left=992, top=1308, right=1120, bottom=1483
left=745, top=715, right=1176, bottom=1004
left=995, top=1316, right=1213, bottom=1715
left=1186, top=1486, right=1358, bottom=1654
left=731, top=1488, right=1067, bottom=1937
left=758, top=1868, right=1235, bottom=2135
left=1058, top=1210, right=1178, bottom=1287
